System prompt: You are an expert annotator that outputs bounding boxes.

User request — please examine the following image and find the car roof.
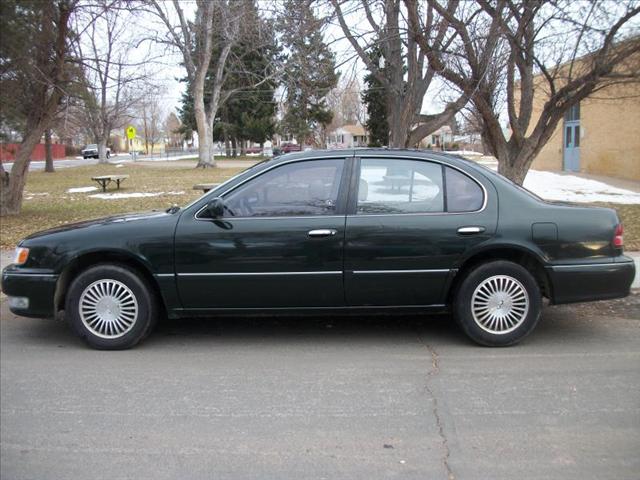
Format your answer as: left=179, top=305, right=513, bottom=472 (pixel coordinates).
left=267, top=148, right=476, bottom=171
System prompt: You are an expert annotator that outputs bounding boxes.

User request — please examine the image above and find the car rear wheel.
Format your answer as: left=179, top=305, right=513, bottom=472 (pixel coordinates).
left=65, top=264, right=158, bottom=349
left=453, top=260, right=542, bottom=346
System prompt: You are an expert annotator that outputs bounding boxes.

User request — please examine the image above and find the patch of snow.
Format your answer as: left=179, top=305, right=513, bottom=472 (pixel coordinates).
left=89, top=191, right=186, bottom=200
left=67, top=186, right=98, bottom=193
left=90, top=192, right=162, bottom=199
left=115, top=164, right=124, bottom=168
left=24, top=192, right=49, bottom=196
left=523, top=170, right=640, bottom=204
left=483, top=164, right=640, bottom=204
left=446, top=150, right=483, bottom=156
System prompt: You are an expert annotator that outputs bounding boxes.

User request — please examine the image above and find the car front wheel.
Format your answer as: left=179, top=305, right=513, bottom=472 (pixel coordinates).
left=65, top=264, right=158, bottom=349
left=454, top=260, right=542, bottom=347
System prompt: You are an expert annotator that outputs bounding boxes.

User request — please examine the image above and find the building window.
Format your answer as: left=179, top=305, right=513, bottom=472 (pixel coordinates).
left=564, top=103, right=580, bottom=122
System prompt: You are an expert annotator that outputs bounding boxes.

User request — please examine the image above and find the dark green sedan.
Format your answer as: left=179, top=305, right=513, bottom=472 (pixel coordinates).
left=2, top=149, right=635, bottom=349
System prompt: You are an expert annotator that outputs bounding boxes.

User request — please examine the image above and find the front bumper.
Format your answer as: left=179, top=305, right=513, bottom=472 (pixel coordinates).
left=546, top=257, right=636, bottom=305
left=1, top=268, right=58, bottom=318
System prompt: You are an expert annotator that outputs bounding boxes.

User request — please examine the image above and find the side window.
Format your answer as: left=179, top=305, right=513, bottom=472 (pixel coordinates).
left=224, top=159, right=344, bottom=217
left=445, top=167, right=484, bottom=212
left=357, top=159, right=444, bottom=214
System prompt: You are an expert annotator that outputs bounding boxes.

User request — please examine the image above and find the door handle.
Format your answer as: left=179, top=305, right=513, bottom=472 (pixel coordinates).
left=457, top=226, right=485, bottom=235
left=308, top=229, right=338, bottom=238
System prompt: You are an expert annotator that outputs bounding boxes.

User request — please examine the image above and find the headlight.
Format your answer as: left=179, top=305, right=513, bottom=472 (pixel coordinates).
left=13, top=247, right=29, bottom=265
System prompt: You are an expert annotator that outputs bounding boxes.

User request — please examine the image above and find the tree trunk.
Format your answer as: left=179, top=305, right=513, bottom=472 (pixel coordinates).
left=231, top=138, right=237, bottom=157
left=194, top=80, right=215, bottom=168
left=44, top=129, right=54, bottom=173
left=97, top=138, right=109, bottom=164
left=497, top=159, right=528, bottom=186
left=0, top=129, right=43, bottom=215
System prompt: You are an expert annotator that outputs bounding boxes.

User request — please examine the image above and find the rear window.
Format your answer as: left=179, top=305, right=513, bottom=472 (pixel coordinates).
left=445, top=167, right=484, bottom=212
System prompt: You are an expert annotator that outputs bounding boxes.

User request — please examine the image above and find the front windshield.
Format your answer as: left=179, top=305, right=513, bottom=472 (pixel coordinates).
left=182, top=159, right=270, bottom=211
left=85, top=144, right=97, bottom=149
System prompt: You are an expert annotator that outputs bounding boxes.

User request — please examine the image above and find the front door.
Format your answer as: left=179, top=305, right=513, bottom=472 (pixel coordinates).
left=174, top=158, right=349, bottom=309
left=563, top=103, right=580, bottom=172
left=344, top=156, right=497, bottom=306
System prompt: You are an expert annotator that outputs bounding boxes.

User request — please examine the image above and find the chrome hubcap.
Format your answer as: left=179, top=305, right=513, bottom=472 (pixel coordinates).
left=471, top=275, right=529, bottom=334
left=79, top=279, right=138, bottom=339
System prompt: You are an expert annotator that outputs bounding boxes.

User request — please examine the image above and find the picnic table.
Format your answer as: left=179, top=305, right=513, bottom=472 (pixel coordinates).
left=383, top=174, right=411, bottom=191
left=193, top=183, right=219, bottom=193
left=92, top=175, right=129, bottom=192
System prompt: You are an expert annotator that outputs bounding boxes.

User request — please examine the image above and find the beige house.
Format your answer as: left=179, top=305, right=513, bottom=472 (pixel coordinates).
left=326, top=124, right=369, bottom=149
left=528, top=52, right=640, bottom=181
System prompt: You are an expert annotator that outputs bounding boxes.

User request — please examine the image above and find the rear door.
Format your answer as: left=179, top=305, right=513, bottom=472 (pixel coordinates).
left=344, top=156, right=497, bottom=306
left=174, top=157, right=351, bottom=309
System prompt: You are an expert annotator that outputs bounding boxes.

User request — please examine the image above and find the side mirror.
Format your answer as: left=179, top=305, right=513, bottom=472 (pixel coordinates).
left=205, top=197, right=225, bottom=219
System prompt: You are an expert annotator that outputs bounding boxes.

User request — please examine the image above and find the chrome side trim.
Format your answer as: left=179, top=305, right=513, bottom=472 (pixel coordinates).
left=357, top=154, right=489, bottom=214
left=352, top=269, right=450, bottom=274
left=194, top=156, right=351, bottom=221
left=193, top=153, right=489, bottom=220
left=200, top=215, right=345, bottom=221
left=549, top=262, right=633, bottom=269
left=2, top=272, right=58, bottom=278
left=177, top=271, right=342, bottom=277
left=154, top=273, right=175, bottom=277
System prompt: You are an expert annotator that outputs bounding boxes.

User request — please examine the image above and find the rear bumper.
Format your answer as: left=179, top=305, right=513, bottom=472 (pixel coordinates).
left=1, top=269, right=58, bottom=318
left=546, top=257, right=635, bottom=305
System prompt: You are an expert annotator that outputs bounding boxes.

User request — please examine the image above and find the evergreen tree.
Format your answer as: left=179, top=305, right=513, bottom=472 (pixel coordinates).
left=278, top=0, right=338, bottom=145
left=362, top=47, right=389, bottom=147
left=178, top=0, right=278, bottom=152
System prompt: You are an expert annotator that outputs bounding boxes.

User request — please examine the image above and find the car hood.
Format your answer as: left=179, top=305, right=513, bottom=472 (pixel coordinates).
left=23, top=211, right=174, bottom=242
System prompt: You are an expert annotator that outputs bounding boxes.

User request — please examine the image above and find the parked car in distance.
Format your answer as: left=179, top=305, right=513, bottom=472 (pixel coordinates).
left=82, top=144, right=110, bottom=159
left=2, top=149, right=635, bottom=349
left=244, top=146, right=263, bottom=155
left=280, top=142, right=302, bottom=153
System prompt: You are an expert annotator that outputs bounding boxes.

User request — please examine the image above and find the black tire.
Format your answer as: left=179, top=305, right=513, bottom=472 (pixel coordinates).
left=65, top=264, right=158, bottom=349
left=453, top=260, right=542, bottom=347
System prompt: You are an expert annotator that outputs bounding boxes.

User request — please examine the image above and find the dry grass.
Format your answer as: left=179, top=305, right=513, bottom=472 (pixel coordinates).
left=594, top=203, right=640, bottom=251
left=1, top=160, right=639, bottom=252
left=0, top=160, right=248, bottom=248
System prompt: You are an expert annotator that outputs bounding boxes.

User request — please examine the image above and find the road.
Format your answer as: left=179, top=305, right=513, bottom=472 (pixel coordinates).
left=1, top=296, right=639, bottom=480
left=2, top=152, right=263, bottom=171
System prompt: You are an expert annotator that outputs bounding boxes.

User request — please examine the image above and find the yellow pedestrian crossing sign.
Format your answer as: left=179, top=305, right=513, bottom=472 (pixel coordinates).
left=126, top=125, right=136, bottom=140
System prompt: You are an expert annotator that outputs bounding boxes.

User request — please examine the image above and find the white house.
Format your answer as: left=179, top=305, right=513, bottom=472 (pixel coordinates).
left=326, top=124, right=369, bottom=149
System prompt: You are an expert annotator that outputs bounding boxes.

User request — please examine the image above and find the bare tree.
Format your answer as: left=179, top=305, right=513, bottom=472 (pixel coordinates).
left=139, top=85, right=164, bottom=154
left=326, top=76, right=366, bottom=129
left=74, top=0, right=151, bottom=164
left=149, top=1, right=240, bottom=168
left=408, top=0, right=640, bottom=184
left=0, top=0, right=77, bottom=216
left=164, top=112, right=183, bottom=148
left=330, top=0, right=469, bottom=147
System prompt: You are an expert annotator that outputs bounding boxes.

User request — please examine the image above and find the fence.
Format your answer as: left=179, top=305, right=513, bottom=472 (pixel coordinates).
left=0, top=143, right=66, bottom=162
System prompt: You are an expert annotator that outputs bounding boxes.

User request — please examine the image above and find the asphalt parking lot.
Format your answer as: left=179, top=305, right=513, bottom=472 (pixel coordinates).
left=1, top=295, right=639, bottom=480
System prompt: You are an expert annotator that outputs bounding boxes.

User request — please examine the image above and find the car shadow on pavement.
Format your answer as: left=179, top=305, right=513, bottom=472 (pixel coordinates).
left=7, top=297, right=635, bottom=350
left=147, top=312, right=468, bottom=348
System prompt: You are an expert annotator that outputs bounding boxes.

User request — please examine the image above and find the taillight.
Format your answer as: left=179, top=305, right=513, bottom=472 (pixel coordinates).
left=613, top=224, right=624, bottom=248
